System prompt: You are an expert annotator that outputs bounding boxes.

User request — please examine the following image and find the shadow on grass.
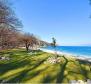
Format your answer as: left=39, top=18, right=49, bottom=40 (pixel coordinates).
left=0, top=58, right=31, bottom=76
left=56, top=56, right=69, bottom=83
left=77, top=59, right=91, bottom=80
left=42, top=74, right=57, bottom=83
left=6, top=67, right=47, bottom=83
left=0, top=49, right=45, bottom=58
left=42, top=75, right=52, bottom=83
left=77, top=59, right=91, bottom=65
left=23, top=67, right=49, bottom=82
left=30, top=50, right=42, bottom=53
left=0, top=49, right=27, bottom=56
left=1, top=56, right=49, bottom=83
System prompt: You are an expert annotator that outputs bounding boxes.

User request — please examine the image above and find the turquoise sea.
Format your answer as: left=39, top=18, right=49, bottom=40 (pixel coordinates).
left=43, top=46, right=91, bottom=57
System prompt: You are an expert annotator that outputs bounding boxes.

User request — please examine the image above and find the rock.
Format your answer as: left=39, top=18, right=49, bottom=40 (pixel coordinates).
left=1, top=57, right=6, bottom=60
left=0, top=56, right=10, bottom=60
left=44, top=56, right=61, bottom=64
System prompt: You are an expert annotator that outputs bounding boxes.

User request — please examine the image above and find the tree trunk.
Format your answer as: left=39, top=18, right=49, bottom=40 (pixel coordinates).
left=26, top=46, right=29, bottom=52
left=25, top=43, right=28, bottom=52
left=25, top=43, right=30, bottom=52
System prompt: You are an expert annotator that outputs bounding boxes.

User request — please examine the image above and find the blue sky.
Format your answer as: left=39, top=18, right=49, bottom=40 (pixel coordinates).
left=13, top=0, right=91, bottom=46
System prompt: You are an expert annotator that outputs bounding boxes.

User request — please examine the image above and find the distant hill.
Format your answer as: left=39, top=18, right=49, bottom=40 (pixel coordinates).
left=39, top=40, right=51, bottom=47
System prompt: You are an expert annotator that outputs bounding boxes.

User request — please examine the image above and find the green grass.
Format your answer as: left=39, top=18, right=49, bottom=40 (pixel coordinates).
left=0, top=49, right=91, bottom=83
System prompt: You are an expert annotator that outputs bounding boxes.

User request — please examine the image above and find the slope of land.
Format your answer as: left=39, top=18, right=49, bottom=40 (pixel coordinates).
left=0, top=49, right=91, bottom=83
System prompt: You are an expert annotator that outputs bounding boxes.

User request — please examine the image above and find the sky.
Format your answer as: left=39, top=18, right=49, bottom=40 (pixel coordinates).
left=13, top=0, right=91, bottom=46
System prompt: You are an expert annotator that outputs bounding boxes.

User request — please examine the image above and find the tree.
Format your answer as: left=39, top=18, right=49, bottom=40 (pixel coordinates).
left=0, top=0, right=22, bottom=49
left=29, top=34, right=39, bottom=50
left=51, top=37, right=56, bottom=48
left=0, top=0, right=22, bottom=28
left=51, top=37, right=58, bottom=58
left=21, top=33, right=39, bottom=52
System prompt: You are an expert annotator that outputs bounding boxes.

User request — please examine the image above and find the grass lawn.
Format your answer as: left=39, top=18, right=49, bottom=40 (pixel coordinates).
left=0, top=49, right=91, bottom=83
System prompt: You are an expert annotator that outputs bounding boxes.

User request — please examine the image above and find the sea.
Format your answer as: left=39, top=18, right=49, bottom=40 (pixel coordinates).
left=42, top=46, right=91, bottom=57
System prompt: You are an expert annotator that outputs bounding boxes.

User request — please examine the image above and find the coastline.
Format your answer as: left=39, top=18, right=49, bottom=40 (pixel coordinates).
left=39, top=48, right=91, bottom=62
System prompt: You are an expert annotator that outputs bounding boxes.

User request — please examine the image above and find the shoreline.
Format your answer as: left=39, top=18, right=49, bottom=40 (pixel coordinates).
left=39, top=48, right=91, bottom=62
